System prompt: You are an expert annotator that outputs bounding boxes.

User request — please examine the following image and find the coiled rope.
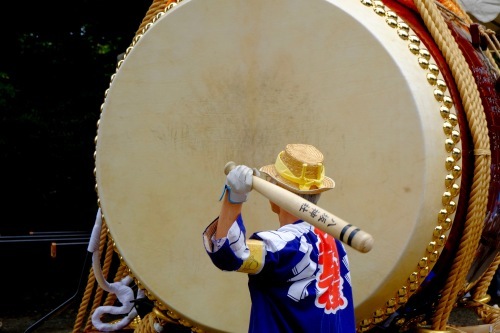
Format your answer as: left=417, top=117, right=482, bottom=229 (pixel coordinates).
left=413, top=0, right=493, bottom=330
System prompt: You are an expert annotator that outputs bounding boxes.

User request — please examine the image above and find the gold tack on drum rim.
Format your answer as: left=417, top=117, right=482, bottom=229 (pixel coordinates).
left=443, top=121, right=453, bottom=135
left=386, top=18, right=398, bottom=28
left=434, top=89, right=445, bottom=101
left=419, top=49, right=431, bottom=59
left=434, top=225, right=444, bottom=237
left=428, top=63, right=440, bottom=75
left=440, top=105, right=451, bottom=118
left=398, top=22, right=410, bottom=31
left=427, top=72, right=438, bottom=84
left=442, top=217, right=453, bottom=230
left=418, top=57, right=429, bottom=68
left=437, top=79, right=447, bottom=92
left=152, top=307, right=177, bottom=325
left=443, top=95, right=454, bottom=108
left=398, top=29, right=410, bottom=40
left=409, top=43, right=421, bottom=55
left=452, top=147, right=462, bottom=161
left=386, top=10, right=397, bottom=19
left=445, top=138, right=455, bottom=152
left=409, top=34, right=421, bottom=45
left=445, top=156, right=455, bottom=170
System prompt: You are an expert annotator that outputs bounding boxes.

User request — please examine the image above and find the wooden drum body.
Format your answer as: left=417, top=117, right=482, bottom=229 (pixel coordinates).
left=94, top=0, right=500, bottom=332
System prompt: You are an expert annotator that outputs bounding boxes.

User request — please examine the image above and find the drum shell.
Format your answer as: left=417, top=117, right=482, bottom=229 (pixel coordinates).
left=96, top=1, right=500, bottom=325
left=366, top=0, right=500, bottom=330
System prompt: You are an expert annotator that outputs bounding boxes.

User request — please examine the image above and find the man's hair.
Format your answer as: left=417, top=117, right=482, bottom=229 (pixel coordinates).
left=297, top=193, right=321, bottom=204
left=268, top=178, right=321, bottom=204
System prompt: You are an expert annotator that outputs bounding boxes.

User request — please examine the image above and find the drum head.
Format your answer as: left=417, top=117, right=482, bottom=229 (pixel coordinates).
left=95, top=0, right=460, bottom=331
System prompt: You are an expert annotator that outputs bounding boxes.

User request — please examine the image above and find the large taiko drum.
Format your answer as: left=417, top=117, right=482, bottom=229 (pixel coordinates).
left=94, top=0, right=500, bottom=332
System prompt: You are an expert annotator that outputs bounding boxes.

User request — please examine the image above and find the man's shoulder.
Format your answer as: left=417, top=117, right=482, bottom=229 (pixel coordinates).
left=251, top=222, right=315, bottom=252
left=256, top=221, right=312, bottom=239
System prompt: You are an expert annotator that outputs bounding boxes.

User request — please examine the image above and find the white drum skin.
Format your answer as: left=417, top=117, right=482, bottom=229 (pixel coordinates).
left=95, top=0, right=461, bottom=331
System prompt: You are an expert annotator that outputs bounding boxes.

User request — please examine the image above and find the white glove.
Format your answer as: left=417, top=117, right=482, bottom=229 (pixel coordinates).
left=222, top=165, right=259, bottom=203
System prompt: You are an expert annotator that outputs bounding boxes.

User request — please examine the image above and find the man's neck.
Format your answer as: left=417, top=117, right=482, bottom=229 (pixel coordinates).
left=278, top=209, right=300, bottom=227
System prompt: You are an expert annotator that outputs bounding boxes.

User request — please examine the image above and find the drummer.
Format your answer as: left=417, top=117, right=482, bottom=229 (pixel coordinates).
left=203, top=144, right=356, bottom=332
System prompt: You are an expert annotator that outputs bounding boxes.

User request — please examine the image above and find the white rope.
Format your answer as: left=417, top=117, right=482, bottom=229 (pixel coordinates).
left=88, top=208, right=142, bottom=331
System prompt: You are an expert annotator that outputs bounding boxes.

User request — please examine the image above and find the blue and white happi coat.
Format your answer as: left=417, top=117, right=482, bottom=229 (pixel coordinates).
left=203, top=214, right=356, bottom=333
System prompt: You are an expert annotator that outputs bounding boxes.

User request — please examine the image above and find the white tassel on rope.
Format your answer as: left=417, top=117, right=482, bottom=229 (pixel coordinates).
left=458, top=0, right=500, bottom=23
left=89, top=208, right=141, bottom=332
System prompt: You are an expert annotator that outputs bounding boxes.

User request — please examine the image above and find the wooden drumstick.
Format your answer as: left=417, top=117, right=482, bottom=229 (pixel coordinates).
left=225, top=162, right=374, bottom=253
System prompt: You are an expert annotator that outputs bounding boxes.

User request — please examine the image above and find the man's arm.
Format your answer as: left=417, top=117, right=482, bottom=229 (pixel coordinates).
left=216, top=192, right=243, bottom=239
left=203, top=165, right=266, bottom=274
left=214, top=165, right=254, bottom=238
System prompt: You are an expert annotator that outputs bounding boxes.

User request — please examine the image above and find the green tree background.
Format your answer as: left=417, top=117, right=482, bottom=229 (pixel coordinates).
left=1, top=0, right=152, bottom=235
left=0, top=0, right=154, bottom=321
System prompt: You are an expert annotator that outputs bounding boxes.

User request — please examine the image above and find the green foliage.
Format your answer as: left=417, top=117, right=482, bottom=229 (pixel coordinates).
left=0, top=72, right=15, bottom=109
left=1, top=0, right=151, bottom=233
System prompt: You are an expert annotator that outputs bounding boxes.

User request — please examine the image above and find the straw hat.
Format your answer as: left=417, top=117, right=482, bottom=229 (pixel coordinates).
left=259, top=144, right=335, bottom=194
